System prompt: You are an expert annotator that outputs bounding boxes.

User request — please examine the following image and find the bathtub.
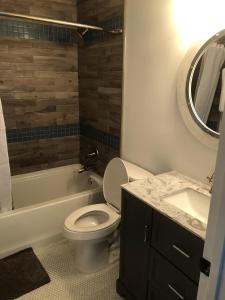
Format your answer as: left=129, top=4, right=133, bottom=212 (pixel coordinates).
left=0, top=164, right=103, bottom=258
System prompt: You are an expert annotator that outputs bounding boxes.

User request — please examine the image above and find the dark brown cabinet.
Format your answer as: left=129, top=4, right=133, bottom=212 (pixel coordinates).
left=117, top=190, right=152, bottom=300
left=117, top=190, right=204, bottom=300
left=152, top=210, right=204, bottom=283
left=149, top=248, right=198, bottom=299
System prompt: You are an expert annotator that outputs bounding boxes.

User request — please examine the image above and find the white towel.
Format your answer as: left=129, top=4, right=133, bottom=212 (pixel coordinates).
left=0, top=98, right=12, bottom=212
left=219, top=68, right=225, bottom=112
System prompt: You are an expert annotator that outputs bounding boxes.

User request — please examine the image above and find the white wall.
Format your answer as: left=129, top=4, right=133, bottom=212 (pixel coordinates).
left=121, top=0, right=225, bottom=182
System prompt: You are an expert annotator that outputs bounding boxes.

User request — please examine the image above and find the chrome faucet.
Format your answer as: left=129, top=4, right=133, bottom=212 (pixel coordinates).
left=78, top=164, right=96, bottom=174
left=78, top=147, right=99, bottom=174
left=86, top=147, right=99, bottom=159
left=206, top=173, right=214, bottom=194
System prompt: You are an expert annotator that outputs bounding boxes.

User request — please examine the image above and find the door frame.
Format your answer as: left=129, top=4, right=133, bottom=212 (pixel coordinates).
left=197, top=114, right=225, bottom=300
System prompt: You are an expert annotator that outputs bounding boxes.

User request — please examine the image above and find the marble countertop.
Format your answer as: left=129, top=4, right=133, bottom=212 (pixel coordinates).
left=122, top=171, right=211, bottom=240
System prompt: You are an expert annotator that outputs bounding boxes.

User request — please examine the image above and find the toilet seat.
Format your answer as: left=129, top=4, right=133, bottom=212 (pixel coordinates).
left=64, top=203, right=120, bottom=241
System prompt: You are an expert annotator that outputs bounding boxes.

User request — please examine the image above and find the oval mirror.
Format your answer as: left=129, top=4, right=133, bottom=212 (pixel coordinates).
left=186, top=31, right=225, bottom=137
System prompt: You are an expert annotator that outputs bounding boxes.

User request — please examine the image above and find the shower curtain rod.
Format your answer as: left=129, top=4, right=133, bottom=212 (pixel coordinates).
left=0, top=11, right=122, bottom=34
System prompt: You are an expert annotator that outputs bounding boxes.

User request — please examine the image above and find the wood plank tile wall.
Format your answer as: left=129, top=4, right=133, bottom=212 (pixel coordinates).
left=0, top=0, right=123, bottom=176
left=77, top=0, right=124, bottom=175
left=0, top=0, right=77, bottom=22
left=0, top=0, right=79, bottom=175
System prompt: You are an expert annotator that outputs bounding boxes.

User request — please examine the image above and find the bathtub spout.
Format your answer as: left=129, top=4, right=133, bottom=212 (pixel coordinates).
left=78, top=164, right=96, bottom=174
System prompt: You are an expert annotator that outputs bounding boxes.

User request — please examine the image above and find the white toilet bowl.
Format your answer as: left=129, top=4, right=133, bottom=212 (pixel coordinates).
left=64, top=203, right=120, bottom=241
left=64, top=157, right=153, bottom=273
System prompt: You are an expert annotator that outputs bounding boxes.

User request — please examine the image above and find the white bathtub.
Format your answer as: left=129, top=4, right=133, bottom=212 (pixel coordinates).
left=0, top=164, right=103, bottom=258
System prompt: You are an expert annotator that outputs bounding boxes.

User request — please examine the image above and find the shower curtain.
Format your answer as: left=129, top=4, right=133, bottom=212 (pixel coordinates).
left=0, top=98, right=12, bottom=212
left=194, top=43, right=225, bottom=124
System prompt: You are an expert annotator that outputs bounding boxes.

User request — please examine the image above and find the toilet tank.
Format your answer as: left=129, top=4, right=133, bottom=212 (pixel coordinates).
left=103, top=157, right=154, bottom=211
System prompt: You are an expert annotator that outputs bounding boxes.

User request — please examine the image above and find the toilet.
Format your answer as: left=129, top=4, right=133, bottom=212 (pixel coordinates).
left=64, top=157, right=153, bottom=273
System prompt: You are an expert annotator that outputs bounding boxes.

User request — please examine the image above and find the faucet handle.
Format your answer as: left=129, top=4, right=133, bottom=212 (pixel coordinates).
left=86, top=147, right=99, bottom=158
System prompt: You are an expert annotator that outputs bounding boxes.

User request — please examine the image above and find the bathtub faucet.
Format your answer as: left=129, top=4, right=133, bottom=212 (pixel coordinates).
left=78, top=164, right=96, bottom=174
left=86, top=147, right=99, bottom=159
left=78, top=147, right=99, bottom=174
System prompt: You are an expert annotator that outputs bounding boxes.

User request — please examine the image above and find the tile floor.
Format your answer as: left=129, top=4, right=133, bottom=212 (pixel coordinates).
left=18, top=239, right=123, bottom=300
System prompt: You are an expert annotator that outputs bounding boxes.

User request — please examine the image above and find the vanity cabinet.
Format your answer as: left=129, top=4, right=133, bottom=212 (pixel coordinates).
left=148, top=248, right=198, bottom=300
left=152, top=210, right=204, bottom=283
left=117, top=190, right=152, bottom=300
left=117, top=190, right=204, bottom=300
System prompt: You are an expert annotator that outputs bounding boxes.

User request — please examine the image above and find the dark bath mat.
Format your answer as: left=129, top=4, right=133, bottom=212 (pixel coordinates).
left=0, top=247, right=50, bottom=300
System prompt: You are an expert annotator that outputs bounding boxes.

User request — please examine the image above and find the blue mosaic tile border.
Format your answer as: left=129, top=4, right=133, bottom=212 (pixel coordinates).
left=0, top=18, right=76, bottom=43
left=80, top=124, right=120, bottom=150
left=0, top=15, right=123, bottom=44
left=6, top=123, right=120, bottom=149
left=6, top=123, right=80, bottom=143
left=80, top=15, right=123, bottom=44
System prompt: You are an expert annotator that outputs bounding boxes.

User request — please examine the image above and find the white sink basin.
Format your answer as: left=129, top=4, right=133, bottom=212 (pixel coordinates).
left=163, top=188, right=211, bottom=225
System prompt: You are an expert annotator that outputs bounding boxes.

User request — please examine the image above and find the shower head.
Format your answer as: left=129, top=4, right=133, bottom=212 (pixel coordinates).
left=75, top=28, right=89, bottom=45
left=74, top=27, right=123, bottom=45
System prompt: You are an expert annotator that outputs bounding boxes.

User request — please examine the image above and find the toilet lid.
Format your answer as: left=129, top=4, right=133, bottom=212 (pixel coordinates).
left=103, top=158, right=129, bottom=211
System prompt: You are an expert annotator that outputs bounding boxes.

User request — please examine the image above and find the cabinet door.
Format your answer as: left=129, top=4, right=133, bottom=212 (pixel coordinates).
left=149, top=248, right=198, bottom=300
left=117, top=190, right=152, bottom=300
left=148, top=288, right=172, bottom=300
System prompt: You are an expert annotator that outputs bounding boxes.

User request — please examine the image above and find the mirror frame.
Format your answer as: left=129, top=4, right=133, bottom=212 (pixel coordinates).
left=177, top=30, right=225, bottom=150
left=186, top=31, right=225, bottom=138
left=186, top=50, right=220, bottom=138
